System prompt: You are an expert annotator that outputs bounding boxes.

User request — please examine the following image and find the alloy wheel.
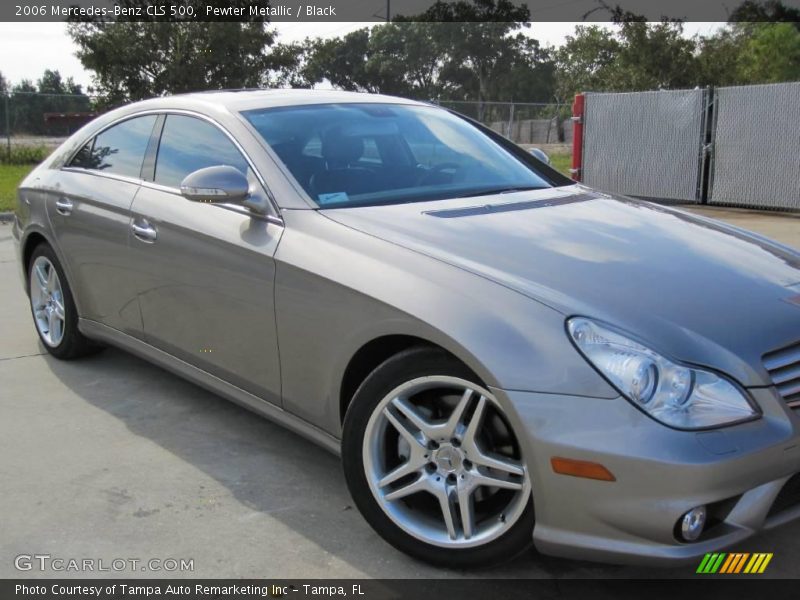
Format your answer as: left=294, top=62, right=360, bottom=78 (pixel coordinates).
left=363, top=375, right=531, bottom=548
left=30, top=256, right=66, bottom=347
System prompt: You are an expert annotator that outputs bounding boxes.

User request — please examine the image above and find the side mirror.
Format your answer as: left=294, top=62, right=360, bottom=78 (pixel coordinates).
left=180, top=165, right=250, bottom=204
left=528, top=147, right=551, bottom=165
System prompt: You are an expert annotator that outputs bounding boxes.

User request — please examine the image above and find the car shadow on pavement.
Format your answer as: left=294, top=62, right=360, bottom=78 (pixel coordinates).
left=43, top=345, right=795, bottom=579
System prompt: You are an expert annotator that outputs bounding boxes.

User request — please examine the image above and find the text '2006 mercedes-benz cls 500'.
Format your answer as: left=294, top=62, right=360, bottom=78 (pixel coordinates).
left=12, top=89, right=800, bottom=568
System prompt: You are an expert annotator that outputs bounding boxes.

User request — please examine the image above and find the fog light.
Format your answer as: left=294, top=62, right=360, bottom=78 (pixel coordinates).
left=680, top=506, right=707, bottom=541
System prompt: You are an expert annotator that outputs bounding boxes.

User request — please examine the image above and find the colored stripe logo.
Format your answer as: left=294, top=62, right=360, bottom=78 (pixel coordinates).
left=696, top=552, right=773, bottom=574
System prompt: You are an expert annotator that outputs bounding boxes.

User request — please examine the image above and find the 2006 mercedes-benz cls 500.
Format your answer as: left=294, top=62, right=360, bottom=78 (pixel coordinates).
left=12, top=90, right=800, bottom=568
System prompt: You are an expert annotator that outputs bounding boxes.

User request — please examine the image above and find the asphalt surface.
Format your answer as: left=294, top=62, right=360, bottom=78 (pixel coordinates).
left=1, top=208, right=799, bottom=580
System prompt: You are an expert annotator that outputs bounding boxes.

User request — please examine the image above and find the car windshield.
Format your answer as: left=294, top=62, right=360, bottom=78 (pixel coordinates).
left=242, top=103, right=553, bottom=208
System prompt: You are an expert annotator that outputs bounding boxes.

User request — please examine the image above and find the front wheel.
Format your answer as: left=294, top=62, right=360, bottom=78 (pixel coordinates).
left=342, top=347, right=534, bottom=568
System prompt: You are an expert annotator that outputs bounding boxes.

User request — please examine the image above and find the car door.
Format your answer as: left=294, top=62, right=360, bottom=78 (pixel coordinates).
left=50, top=114, right=159, bottom=336
left=128, top=113, right=283, bottom=405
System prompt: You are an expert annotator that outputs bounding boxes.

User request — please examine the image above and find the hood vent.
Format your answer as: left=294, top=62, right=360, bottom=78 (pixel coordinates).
left=764, top=342, right=800, bottom=407
left=423, top=192, right=596, bottom=219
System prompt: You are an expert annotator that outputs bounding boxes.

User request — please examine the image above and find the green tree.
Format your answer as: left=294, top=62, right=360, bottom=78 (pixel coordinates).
left=493, top=36, right=555, bottom=103
left=6, top=71, right=91, bottom=135
left=554, top=21, right=697, bottom=96
left=36, top=69, right=85, bottom=97
left=396, top=0, right=530, bottom=22
left=612, top=21, right=697, bottom=90
left=694, top=20, right=800, bottom=86
left=302, top=29, right=381, bottom=93
left=303, top=18, right=556, bottom=115
left=302, top=22, right=483, bottom=100
left=0, top=72, right=8, bottom=140
left=263, top=42, right=307, bottom=88
left=729, top=0, right=800, bottom=27
left=737, top=22, right=800, bottom=83
left=694, top=27, right=746, bottom=87
left=434, top=24, right=550, bottom=111
left=398, top=1, right=549, bottom=116
left=68, top=21, right=295, bottom=105
left=367, top=22, right=450, bottom=99
left=554, top=26, right=621, bottom=100
left=302, top=0, right=556, bottom=106
left=11, top=80, right=35, bottom=94
left=694, top=1, right=800, bottom=86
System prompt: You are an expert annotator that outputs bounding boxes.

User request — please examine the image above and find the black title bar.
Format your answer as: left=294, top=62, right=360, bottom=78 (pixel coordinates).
left=5, top=0, right=800, bottom=22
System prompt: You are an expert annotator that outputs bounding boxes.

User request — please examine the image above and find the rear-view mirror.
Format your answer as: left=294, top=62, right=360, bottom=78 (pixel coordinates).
left=180, top=165, right=250, bottom=204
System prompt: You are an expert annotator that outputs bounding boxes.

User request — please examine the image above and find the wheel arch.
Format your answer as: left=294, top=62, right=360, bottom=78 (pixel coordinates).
left=338, top=334, right=486, bottom=426
left=19, top=228, right=84, bottom=317
left=21, top=230, right=52, bottom=289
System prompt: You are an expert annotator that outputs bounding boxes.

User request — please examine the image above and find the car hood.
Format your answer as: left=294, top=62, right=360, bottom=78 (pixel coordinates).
left=323, top=185, right=800, bottom=387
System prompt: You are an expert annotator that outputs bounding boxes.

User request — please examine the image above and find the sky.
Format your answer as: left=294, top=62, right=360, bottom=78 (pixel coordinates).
left=0, top=21, right=724, bottom=91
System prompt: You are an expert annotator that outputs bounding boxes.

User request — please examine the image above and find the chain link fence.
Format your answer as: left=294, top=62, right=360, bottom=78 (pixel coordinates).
left=581, top=89, right=708, bottom=202
left=709, top=82, right=800, bottom=211
left=578, top=83, right=799, bottom=212
left=437, top=100, right=571, bottom=146
left=1, top=91, right=101, bottom=160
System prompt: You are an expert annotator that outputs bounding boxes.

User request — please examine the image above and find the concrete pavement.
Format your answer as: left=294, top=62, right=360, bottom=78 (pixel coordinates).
left=1, top=209, right=799, bottom=579
left=681, top=206, right=799, bottom=249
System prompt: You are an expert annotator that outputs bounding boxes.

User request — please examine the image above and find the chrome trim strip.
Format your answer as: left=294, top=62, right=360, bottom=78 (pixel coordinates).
left=61, top=110, right=160, bottom=167
left=61, top=166, right=143, bottom=188
left=60, top=108, right=283, bottom=223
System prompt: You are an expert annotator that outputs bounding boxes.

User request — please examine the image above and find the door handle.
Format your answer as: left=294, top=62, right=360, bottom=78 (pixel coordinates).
left=55, top=198, right=73, bottom=215
left=132, top=220, right=158, bottom=242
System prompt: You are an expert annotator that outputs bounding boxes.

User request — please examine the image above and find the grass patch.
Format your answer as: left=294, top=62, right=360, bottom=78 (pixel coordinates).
left=1, top=145, right=50, bottom=165
left=0, top=164, right=34, bottom=212
left=549, top=152, right=572, bottom=178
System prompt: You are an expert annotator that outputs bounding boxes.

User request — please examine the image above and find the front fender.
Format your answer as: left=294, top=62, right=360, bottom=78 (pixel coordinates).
left=274, top=210, right=617, bottom=437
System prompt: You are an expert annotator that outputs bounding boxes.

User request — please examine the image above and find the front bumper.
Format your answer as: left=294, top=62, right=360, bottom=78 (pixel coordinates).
left=491, top=385, right=800, bottom=566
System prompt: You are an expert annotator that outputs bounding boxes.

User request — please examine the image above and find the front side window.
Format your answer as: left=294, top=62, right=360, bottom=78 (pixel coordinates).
left=69, top=115, right=157, bottom=178
left=154, top=115, right=249, bottom=189
left=243, top=103, right=554, bottom=208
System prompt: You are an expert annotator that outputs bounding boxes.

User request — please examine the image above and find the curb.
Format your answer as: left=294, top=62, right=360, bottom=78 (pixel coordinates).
left=0, top=212, right=13, bottom=223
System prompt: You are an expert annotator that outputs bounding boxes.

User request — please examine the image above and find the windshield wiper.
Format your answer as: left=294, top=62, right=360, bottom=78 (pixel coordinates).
left=454, top=185, right=546, bottom=199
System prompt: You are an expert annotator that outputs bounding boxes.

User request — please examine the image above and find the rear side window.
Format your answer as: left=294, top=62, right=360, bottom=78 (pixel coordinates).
left=154, top=115, right=249, bottom=189
left=70, top=115, right=157, bottom=178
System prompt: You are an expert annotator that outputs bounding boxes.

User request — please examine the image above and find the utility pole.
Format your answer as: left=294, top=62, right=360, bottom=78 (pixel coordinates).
left=373, top=0, right=391, bottom=22
left=4, top=95, right=9, bottom=160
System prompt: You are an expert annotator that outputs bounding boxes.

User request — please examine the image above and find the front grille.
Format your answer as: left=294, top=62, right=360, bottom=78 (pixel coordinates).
left=764, top=341, right=800, bottom=406
left=767, top=473, right=800, bottom=518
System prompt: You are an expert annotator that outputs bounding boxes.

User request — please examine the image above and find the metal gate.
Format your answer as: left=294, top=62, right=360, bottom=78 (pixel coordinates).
left=582, top=89, right=707, bottom=202
left=709, top=82, right=800, bottom=210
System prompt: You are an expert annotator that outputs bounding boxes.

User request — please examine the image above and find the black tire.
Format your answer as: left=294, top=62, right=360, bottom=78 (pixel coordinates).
left=342, top=346, right=535, bottom=569
left=27, top=243, right=103, bottom=360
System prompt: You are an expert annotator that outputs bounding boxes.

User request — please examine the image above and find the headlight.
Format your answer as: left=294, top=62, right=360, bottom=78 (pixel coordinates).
left=567, top=317, right=759, bottom=429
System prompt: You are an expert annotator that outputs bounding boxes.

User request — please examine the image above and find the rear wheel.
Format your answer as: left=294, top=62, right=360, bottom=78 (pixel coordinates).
left=28, top=244, right=102, bottom=360
left=342, top=347, right=534, bottom=568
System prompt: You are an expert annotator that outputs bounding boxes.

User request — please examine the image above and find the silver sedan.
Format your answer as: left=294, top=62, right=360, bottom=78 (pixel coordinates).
left=12, top=90, right=800, bottom=568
